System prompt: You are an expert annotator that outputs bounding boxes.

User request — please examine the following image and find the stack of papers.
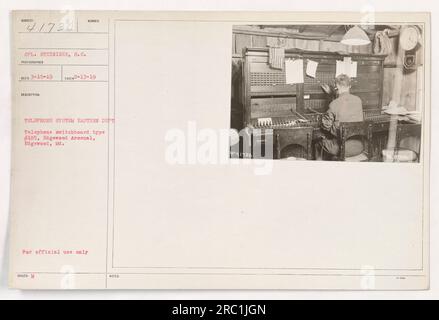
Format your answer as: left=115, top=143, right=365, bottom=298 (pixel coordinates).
left=383, top=105, right=410, bottom=115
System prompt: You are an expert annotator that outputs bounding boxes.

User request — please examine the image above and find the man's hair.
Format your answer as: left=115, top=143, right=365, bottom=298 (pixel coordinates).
left=335, top=74, right=351, bottom=87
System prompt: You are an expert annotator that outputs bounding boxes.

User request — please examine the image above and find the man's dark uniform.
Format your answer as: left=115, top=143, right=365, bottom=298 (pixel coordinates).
left=320, top=92, right=364, bottom=157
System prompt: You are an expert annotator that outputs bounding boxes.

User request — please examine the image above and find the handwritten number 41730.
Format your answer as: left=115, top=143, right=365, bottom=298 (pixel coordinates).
left=26, top=21, right=74, bottom=33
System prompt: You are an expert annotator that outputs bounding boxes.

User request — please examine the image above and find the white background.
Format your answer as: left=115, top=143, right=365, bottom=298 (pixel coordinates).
left=0, top=0, right=437, bottom=299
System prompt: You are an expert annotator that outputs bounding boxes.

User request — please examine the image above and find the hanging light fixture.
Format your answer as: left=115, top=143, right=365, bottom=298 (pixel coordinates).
left=341, top=25, right=371, bottom=46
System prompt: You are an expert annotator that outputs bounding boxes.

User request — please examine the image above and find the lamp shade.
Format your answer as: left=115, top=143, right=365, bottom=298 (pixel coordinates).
left=341, top=26, right=371, bottom=46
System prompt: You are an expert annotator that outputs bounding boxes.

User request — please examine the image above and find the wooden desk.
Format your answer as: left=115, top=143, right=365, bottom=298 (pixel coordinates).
left=239, top=119, right=421, bottom=161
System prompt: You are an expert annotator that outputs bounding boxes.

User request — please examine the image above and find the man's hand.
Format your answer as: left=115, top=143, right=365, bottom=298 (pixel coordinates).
left=321, top=83, right=331, bottom=94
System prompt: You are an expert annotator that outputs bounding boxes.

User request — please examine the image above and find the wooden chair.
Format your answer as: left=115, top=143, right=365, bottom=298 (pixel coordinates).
left=367, top=120, right=390, bottom=162
left=393, top=123, right=422, bottom=162
left=338, top=121, right=371, bottom=161
left=275, top=127, right=313, bottom=160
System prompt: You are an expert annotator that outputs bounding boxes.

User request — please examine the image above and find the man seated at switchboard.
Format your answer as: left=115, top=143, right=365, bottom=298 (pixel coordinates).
left=315, top=74, right=364, bottom=160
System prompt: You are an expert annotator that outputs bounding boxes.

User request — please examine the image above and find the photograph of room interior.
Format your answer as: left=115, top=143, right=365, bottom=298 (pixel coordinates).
left=230, top=24, right=423, bottom=162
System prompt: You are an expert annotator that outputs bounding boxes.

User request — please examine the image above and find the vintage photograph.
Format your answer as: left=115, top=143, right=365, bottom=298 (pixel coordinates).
left=230, top=24, right=424, bottom=162
left=5, top=10, right=431, bottom=292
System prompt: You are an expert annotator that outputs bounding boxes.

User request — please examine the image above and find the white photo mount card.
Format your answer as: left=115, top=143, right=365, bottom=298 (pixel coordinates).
left=9, top=11, right=430, bottom=290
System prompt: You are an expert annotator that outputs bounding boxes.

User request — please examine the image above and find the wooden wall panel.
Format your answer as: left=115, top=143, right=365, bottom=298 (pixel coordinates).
left=251, top=35, right=267, bottom=47
left=401, top=70, right=418, bottom=110
left=234, top=33, right=252, bottom=56
left=382, top=67, right=418, bottom=110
